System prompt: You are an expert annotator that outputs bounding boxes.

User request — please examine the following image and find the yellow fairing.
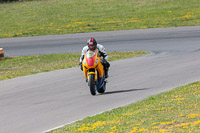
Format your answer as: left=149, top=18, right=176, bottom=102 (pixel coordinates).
left=82, top=52, right=104, bottom=82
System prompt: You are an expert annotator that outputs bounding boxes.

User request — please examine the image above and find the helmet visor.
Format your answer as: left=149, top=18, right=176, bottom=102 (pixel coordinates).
left=89, top=45, right=95, bottom=50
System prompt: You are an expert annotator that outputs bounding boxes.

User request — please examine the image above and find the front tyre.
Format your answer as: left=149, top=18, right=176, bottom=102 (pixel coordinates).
left=89, top=74, right=96, bottom=95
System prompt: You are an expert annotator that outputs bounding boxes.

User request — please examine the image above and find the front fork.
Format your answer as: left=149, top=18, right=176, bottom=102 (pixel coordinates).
left=87, top=71, right=97, bottom=85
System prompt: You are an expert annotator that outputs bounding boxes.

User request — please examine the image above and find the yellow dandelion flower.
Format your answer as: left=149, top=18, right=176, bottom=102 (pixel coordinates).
left=179, top=113, right=184, bottom=117
left=66, top=24, right=72, bottom=27
left=151, top=122, right=160, bottom=125
left=187, top=113, right=200, bottom=118
left=181, top=14, right=192, bottom=18
left=129, top=20, right=138, bottom=23
left=168, top=11, right=173, bottom=13
left=107, top=120, right=117, bottom=124
left=106, top=21, right=117, bottom=24
left=111, top=126, right=117, bottom=130
left=78, top=126, right=90, bottom=131
left=193, top=120, right=200, bottom=125
left=49, top=23, right=54, bottom=26
left=172, top=98, right=185, bottom=101
left=181, top=123, right=189, bottom=127
left=93, top=121, right=106, bottom=127
left=143, top=26, right=147, bottom=29
left=190, top=84, right=200, bottom=87
left=76, top=22, right=84, bottom=24
left=159, top=129, right=168, bottom=133
left=66, top=24, right=75, bottom=27
left=139, top=128, right=147, bottom=132
left=152, top=126, right=159, bottom=129
left=129, top=127, right=138, bottom=133
left=40, top=27, right=45, bottom=30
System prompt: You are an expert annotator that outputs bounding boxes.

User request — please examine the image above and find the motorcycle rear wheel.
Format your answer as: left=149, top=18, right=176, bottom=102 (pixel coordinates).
left=89, top=74, right=96, bottom=95
left=97, top=81, right=106, bottom=93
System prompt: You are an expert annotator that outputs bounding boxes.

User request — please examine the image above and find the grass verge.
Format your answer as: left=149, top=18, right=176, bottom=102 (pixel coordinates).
left=0, top=51, right=149, bottom=80
left=0, top=0, right=200, bottom=38
left=48, top=82, right=200, bottom=133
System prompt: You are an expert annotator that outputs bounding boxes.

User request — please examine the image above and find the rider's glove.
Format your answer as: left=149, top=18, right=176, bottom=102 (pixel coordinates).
left=79, top=62, right=83, bottom=71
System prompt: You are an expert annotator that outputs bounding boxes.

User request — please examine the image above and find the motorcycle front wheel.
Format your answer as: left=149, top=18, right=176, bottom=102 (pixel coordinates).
left=89, top=74, right=96, bottom=95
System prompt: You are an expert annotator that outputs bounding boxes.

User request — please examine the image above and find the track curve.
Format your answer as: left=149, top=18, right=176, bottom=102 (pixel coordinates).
left=0, top=26, right=200, bottom=133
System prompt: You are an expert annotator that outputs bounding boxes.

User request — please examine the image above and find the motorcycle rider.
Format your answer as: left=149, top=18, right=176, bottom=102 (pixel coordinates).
left=79, top=37, right=110, bottom=78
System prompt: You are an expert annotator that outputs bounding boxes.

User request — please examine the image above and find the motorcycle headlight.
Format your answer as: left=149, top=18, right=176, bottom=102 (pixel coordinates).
left=95, top=59, right=99, bottom=64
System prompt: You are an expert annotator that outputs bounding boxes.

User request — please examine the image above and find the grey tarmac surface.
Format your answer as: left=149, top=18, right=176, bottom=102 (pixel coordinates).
left=1, top=26, right=200, bottom=56
left=0, top=26, right=200, bottom=133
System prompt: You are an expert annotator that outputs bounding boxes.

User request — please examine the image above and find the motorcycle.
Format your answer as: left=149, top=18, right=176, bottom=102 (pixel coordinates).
left=82, top=50, right=107, bottom=95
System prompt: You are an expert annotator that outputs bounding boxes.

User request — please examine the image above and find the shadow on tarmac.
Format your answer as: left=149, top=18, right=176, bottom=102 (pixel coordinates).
left=100, top=88, right=149, bottom=95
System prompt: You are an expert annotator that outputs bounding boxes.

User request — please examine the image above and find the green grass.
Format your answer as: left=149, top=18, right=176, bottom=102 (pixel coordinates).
left=0, top=0, right=200, bottom=38
left=48, top=82, right=200, bottom=133
left=0, top=51, right=149, bottom=80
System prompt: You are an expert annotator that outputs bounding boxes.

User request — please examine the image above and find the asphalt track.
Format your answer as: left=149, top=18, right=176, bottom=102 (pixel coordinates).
left=0, top=26, right=200, bottom=133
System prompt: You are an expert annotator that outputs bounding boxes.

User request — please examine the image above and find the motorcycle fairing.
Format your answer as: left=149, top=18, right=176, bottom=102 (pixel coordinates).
left=86, top=51, right=96, bottom=66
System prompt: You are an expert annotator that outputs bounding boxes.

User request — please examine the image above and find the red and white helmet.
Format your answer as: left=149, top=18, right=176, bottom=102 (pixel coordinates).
left=87, top=38, right=97, bottom=51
